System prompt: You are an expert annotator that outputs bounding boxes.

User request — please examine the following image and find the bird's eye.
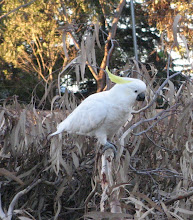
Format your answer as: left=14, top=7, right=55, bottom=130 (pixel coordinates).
left=135, top=90, right=138, bottom=93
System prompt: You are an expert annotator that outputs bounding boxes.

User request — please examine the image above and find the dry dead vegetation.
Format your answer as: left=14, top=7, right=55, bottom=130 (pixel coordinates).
left=0, top=61, right=192, bottom=220
left=0, top=17, right=193, bottom=220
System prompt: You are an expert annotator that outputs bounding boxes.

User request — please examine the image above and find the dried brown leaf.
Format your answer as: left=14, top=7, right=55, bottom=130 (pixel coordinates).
left=62, top=31, right=69, bottom=60
left=132, top=192, right=163, bottom=213
left=18, top=216, right=33, bottom=220
left=175, top=207, right=193, bottom=215
left=180, top=34, right=190, bottom=61
left=94, top=21, right=101, bottom=49
left=0, top=109, right=5, bottom=128
left=75, top=63, right=80, bottom=85
left=84, top=211, right=133, bottom=219
left=51, top=95, right=60, bottom=112
left=138, top=207, right=155, bottom=220
left=168, top=211, right=184, bottom=220
left=64, top=88, right=71, bottom=112
left=71, top=151, right=79, bottom=168
left=167, top=80, right=175, bottom=104
left=86, top=35, right=92, bottom=64
left=0, top=168, right=24, bottom=185
left=173, top=14, right=182, bottom=48
left=160, top=201, right=173, bottom=219
left=80, top=39, right=86, bottom=80
left=37, top=82, right=53, bottom=108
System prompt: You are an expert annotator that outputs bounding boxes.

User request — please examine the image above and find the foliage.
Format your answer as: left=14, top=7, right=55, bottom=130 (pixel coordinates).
left=145, top=0, right=193, bottom=45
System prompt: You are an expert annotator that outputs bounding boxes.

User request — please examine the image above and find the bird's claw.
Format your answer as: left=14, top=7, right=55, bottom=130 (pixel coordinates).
left=102, top=142, right=117, bottom=157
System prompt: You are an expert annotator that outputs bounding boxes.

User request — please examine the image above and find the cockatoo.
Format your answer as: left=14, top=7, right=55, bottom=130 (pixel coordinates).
left=48, top=67, right=146, bottom=153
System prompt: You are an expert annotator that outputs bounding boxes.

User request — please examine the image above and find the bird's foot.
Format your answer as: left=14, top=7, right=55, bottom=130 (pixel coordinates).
left=102, top=142, right=117, bottom=157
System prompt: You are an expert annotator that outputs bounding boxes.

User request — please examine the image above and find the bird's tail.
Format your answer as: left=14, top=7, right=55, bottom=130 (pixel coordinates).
left=48, top=130, right=60, bottom=138
left=47, top=121, right=66, bottom=139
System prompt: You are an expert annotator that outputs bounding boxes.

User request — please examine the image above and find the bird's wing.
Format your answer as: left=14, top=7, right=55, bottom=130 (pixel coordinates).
left=55, top=98, right=108, bottom=136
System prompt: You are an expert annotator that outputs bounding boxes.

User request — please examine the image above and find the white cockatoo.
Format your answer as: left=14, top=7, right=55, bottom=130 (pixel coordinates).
left=48, top=67, right=146, bottom=153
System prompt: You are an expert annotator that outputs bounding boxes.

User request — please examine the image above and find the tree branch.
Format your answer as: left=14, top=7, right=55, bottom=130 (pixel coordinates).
left=165, top=191, right=193, bottom=206
left=133, top=71, right=182, bottom=114
left=97, top=0, right=126, bottom=92
left=6, top=179, right=42, bottom=220
left=0, top=0, right=37, bottom=20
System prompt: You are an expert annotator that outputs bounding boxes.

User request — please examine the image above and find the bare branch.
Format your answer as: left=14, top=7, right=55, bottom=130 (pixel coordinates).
left=129, top=165, right=182, bottom=179
left=144, top=133, right=176, bottom=153
left=7, top=179, right=42, bottom=220
left=133, top=71, right=182, bottom=114
left=0, top=0, right=37, bottom=20
left=165, top=190, right=193, bottom=206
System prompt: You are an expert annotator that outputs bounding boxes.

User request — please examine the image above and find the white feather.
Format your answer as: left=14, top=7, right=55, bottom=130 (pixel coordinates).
left=49, top=78, right=146, bottom=145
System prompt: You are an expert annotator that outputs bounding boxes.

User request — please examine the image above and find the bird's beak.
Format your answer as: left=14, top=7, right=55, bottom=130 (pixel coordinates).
left=136, top=92, right=145, bottom=101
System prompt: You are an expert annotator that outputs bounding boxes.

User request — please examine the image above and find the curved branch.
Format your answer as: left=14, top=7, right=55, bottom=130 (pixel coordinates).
left=7, top=179, right=42, bottom=220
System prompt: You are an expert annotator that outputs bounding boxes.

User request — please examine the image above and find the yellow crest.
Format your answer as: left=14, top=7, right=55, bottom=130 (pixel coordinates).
left=106, top=66, right=132, bottom=84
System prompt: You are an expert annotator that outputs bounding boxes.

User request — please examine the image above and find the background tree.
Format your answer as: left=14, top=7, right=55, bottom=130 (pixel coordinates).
left=1, top=0, right=189, bottom=107
left=0, top=0, right=163, bottom=104
left=0, top=0, right=65, bottom=82
left=144, top=0, right=193, bottom=74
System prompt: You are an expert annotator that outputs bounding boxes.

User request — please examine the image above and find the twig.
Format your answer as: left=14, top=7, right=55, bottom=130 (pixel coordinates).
left=165, top=190, right=193, bottom=206
left=120, top=106, right=178, bottom=145
left=133, top=71, right=182, bottom=114
left=132, top=111, right=178, bottom=136
left=144, top=133, right=176, bottom=153
left=129, top=164, right=182, bottom=178
left=0, top=0, right=37, bottom=20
